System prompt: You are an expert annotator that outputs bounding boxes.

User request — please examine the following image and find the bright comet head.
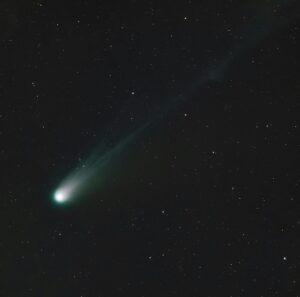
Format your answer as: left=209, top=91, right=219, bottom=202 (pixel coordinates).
left=54, top=190, right=69, bottom=203
left=53, top=179, right=81, bottom=204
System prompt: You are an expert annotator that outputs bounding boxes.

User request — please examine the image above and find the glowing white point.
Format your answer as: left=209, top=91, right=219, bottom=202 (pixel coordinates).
left=54, top=190, right=68, bottom=203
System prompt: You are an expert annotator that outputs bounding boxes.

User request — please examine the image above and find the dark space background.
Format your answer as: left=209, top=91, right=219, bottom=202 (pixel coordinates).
left=0, top=0, right=299, bottom=296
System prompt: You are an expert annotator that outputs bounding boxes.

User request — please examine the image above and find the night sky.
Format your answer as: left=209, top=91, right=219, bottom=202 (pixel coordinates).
left=1, top=0, right=300, bottom=296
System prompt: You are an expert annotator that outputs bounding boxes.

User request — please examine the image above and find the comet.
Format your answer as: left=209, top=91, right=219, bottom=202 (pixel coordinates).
left=52, top=0, right=297, bottom=205
left=53, top=123, right=150, bottom=204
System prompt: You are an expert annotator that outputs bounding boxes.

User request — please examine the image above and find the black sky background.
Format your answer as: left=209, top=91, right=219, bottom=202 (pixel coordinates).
left=0, top=0, right=299, bottom=296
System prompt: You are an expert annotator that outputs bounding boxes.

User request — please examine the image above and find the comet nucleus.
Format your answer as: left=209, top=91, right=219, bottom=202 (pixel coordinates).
left=54, top=189, right=69, bottom=203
